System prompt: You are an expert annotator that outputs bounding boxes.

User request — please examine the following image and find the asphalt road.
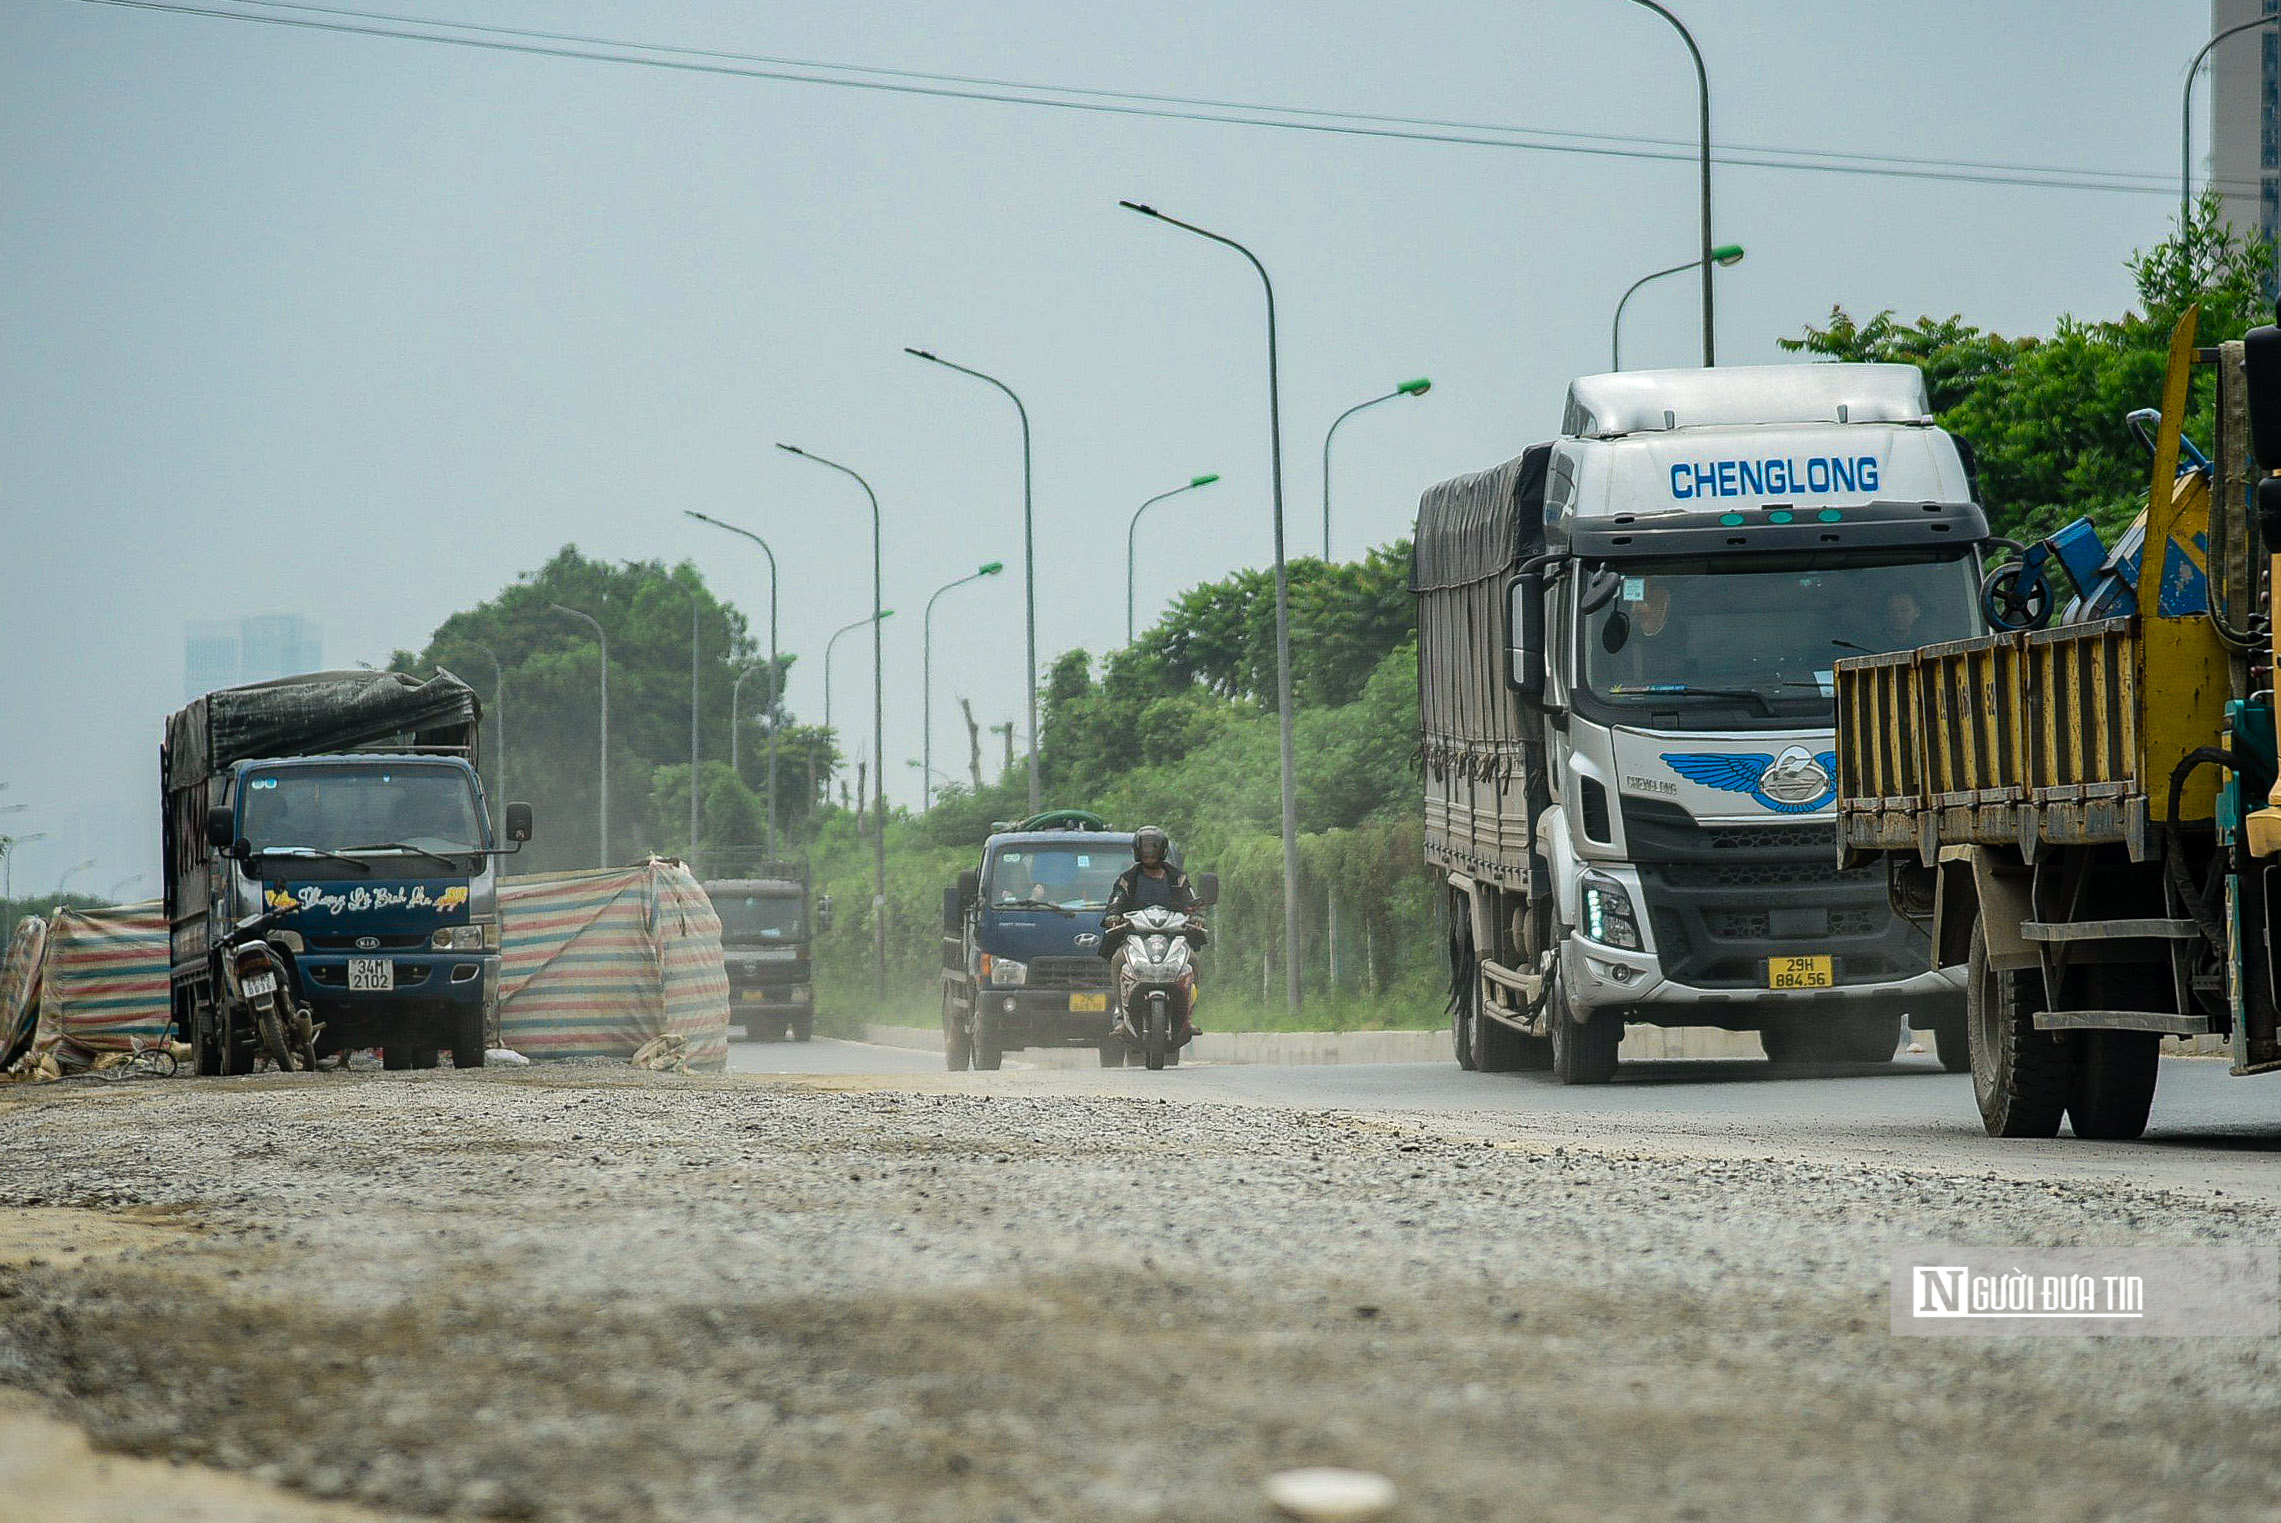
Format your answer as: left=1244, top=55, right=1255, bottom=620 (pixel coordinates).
left=734, top=1033, right=2281, bottom=1202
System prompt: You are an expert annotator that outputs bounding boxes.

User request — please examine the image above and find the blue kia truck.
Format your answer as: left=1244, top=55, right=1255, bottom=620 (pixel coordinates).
left=939, top=811, right=1213, bottom=1070
left=162, top=669, right=532, bottom=1073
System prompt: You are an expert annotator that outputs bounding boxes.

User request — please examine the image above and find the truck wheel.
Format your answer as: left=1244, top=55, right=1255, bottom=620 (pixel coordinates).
left=1450, top=914, right=1478, bottom=1072
left=193, top=1004, right=223, bottom=1077
left=943, top=991, right=972, bottom=1072
left=1835, top=1010, right=1903, bottom=1064
left=1475, top=1008, right=1539, bottom=1073
left=2066, top=1031, right=2160, bottom=1140
left=791, top=1012, right=813, bottom=1043
left=1097, top=1041, right=1126, bottom=1067
left=973, top=1017, right=1004, bottom=1071
left=410, top=1046, right=441, bottom=1070
left=1967, top=922, right=2072, bottom=1138
left=382, top=1044, right=413, bottom=1071
left=451, top=1009, right=487, bottom=1069
left=1549, top=973, right=1618, bottom=1085
left=1924, top=990, right=1971, bottom=1073
left=216, top=1007, right=253, bottom=1076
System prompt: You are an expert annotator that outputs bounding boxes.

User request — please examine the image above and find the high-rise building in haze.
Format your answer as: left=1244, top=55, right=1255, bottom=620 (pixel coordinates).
left=184, top=614, right=323, bottom=699
left=2212, top=0, right=2280, bottom=254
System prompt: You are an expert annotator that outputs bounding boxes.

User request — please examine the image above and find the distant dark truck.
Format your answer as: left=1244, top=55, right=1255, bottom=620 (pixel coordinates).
left=939, top=813, right=1135, bottom=1070
left=162, top=670, right=532, bottom=1072
left=704, top=862, right=823, bottom=1042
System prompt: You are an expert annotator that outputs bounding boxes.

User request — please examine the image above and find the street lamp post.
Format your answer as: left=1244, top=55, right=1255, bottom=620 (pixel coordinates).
left=2183, top=14, right=2279, bottom=228
left=686, top=511, right=781, bottom=857
left=689, top=598, right=701, bottom=878
left=923, top=562, right=1005, bottom=811
left=778, top=443, right=889, bottom=1003
left=1120, top=199, right=1304, bottom=1016
left=1126, top=475, right=1221, bottom=643
left=0, top=832, right=47, bottom=902
left=1322, top=380, right=1430, bottom=560
left=549, top=603, right=610, bottom=867
left=823, top=609, right=893, bottom=741
left=107, top=873, right=146, bottom=902
left=1630, top=0, right=1717, bottom=366
left=453, top=639, right=506, bottom=805
left=1612, top=245, right=1744, bottom=370
left=59, top=858, right=96, bottom=896
left=904, top=348, right=1041, bottom=814
left=731, top=660, right=781, bottom=842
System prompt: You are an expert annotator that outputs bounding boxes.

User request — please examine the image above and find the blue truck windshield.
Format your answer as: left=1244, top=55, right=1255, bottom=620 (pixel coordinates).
left=240, top=764, right=484, bottom=857
left=985, top=846, right=1125, bottom=910
left=1581, top=553, right=1979, bottom=716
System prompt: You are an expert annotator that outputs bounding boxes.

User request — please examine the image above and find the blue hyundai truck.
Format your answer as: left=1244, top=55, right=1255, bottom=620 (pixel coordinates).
left=940, top=812, right=1146, bottom=1070
left=162, top=669, right=532, bottom=1072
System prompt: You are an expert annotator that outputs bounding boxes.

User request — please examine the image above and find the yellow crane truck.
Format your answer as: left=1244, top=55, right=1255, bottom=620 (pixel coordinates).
left=1834, top=309, right=2281, bottom=1138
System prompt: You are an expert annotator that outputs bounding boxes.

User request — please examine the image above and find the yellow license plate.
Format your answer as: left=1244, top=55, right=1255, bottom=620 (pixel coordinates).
left=1068, top=992, right=1108, bottom=1012
left=1769, top=955, right=1834, bottom=990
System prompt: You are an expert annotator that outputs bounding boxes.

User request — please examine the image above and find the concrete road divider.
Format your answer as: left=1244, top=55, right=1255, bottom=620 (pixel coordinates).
left=862, top=1022, right=1777, bottom=1066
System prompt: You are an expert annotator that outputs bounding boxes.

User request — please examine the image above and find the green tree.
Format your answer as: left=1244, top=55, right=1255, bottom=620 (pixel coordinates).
left=1781, top=194, right=2276, bottom=545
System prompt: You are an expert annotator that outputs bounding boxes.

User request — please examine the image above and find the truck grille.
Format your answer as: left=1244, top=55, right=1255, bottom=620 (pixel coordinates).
left=307, top=933, right=427, bottom=951
left=1026, top=956, right=1108, bottom=990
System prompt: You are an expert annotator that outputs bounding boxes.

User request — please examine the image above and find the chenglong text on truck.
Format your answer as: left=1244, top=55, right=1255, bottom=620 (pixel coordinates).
left=1415, top=365, right=1989, bottom=1083
left=163, top=670, right=532, bottom=1072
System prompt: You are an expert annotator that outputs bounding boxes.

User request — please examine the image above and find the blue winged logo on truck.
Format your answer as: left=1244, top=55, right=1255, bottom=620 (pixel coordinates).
left=1661, top=746, right=1837, bottom=814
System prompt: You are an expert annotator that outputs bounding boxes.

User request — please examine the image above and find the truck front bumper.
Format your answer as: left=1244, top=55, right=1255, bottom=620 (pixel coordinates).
left=1560, top=935, right=1964, bottom=1026
left=969, top=985, right=1116, bottom=1049
left=290, top=952, right=494, bottom=1045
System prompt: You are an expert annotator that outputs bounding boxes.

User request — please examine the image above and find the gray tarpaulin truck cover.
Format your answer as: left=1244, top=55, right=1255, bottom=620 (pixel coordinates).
left=163, top=669, right=482, bottom=787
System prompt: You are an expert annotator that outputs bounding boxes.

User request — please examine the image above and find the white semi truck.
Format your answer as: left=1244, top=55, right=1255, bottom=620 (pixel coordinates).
left=1415, top=364, right=1989, bottom=1082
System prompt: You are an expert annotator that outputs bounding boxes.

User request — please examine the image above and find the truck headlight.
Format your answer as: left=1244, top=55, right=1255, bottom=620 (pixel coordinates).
left=1579, top=874, right=1643, bottom=952
left=985, top=955, right=1028, bottom=987
left=432, top=925, right=487, bottom=951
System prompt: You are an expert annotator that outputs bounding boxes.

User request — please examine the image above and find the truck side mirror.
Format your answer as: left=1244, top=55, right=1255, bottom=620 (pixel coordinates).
left=1504, top=570, right=1546, bottom=705
left=814, top=894, right=834, bottom=934
left=206, top=805, right=235, bottom=849
left=957, top=869, right=980, bottom=909
left=2246, top=323, right=2281, bottom=551
left=942, top=885, right=964, bottom=936
left=1195, top=872, right=1220, bottom=908
left=504, top=802, right=534, bottom=844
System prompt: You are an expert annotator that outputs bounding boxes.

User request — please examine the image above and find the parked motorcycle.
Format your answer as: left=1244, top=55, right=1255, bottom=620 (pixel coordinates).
left=198, top=903, right=319, bottom=1075
left=1106, top=905, right=1206, bottom=1071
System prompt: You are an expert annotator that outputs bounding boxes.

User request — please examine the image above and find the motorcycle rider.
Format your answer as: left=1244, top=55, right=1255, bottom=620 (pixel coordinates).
left=1101, top=827, right=1204, bottom=1038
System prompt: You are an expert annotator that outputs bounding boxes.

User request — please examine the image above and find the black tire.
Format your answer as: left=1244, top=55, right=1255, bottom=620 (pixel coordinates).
left=409, top=1046, right=441, bottom=1071
left=1143, top=1000, right=1167, bottom=1071
left=1450, top=912, right=1479, bottom=1072
left=1924, top=988, right=1972, bottom=1072
left=382, top=1044, right=414, bottom=1071
left=193, top=1002, right=223, bottom=1077
left=451, top=1009, right=487, bottom=1069
left=1549, top=972, right=1619, bottom=1085
left=973, top=1009, right=1004, bottom=1071
left=1759, top=1019, right=1809, bottom=1065
left=791, top=1012, right=813, bottom=1043
left=1164, top=1039, right=1181, bottom=1067
left=215, top=1005, right=252, bottom=1076
left=1967, top=922, right=2072, bottom=1138
left=2067, top=1030, right=2160, bottom=1140
left=943, top=991, right=972, bottom=1072
left=1835, top=1009, right=1903, bottom=1064
left=1098, top=1041, right=1126, bottom=1068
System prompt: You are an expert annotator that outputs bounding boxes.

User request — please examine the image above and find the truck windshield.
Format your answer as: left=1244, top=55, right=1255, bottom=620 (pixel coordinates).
left=985, top=846, right=1125, bottom=910
left=240, top=764, right=484, bottom=858
left=715, top=894, right=804, bottom=942
left=1580, top=552, right=1980, bottom=721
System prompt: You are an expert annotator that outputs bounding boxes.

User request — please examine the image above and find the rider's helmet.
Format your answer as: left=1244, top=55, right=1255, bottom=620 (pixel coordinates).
left=1132, top=826, right=1169, bottom=868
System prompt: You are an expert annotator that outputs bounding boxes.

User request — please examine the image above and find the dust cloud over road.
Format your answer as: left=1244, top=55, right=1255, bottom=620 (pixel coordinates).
left=0, top=1059, right=2276, bottom=1521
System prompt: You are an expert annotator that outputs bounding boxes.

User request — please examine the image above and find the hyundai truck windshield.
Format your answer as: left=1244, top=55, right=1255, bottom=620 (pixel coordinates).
left=985, top=847, right=1125, bottom=911
left=1581, top=552, right=1979, bottom=722
left=240, top=764, right=484, bottom=858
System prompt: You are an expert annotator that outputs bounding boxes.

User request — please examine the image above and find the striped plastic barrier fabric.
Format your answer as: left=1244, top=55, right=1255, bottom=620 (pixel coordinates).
left=31, top=901, right=170, bottom=1066
left=498, top=860, right=728, bottom=1072
left=0, top=917, right=49, bottom=1072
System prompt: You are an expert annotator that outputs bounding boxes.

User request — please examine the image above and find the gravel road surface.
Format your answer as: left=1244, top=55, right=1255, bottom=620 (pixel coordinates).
left=1, top=1049, right=2276, bottom=1522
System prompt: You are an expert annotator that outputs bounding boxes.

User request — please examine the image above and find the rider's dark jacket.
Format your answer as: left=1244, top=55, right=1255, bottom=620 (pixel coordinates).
left=1105, top=864, right=1199, bottom=917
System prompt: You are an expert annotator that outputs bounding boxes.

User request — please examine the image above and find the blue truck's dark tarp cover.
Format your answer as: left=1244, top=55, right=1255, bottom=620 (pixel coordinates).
left=164, top=669, right=481, bottom=787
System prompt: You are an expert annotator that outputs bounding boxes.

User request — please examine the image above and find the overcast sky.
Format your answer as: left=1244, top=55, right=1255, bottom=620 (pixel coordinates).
left=0, top=0, right=2228, bottom=894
